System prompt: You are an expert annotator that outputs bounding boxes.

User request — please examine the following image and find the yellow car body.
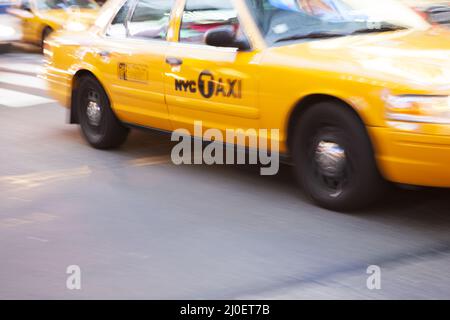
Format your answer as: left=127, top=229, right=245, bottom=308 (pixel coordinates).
left=44, top=0, right=450, bottom=209
left=8, top=0, right=99, bottom=46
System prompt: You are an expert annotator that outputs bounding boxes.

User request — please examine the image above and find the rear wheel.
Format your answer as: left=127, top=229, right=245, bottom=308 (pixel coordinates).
left=41, top=27, right=53, bottom=51
left=75, top=76, right=129, bottom=149
left=292, top=101, right=386, bottom=211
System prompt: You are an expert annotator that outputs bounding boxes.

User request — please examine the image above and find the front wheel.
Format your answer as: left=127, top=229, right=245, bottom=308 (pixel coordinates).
left=292, top=102, right=386, bottom=211
left=75, top=76, right=129, bottom=149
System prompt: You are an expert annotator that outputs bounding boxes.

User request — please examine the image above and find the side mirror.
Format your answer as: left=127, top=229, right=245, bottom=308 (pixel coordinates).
left=204, top=26, right=250, bottom=50
left=21, top=3, right=32, bottom=12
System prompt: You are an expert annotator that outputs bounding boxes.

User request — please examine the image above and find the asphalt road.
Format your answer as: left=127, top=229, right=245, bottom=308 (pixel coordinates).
left=1, top=51, right=450, bottom=299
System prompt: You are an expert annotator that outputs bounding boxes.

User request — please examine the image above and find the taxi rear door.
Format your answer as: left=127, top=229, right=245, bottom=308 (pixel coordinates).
left=98, top=0, right=175, bottom=131
left=163, top=0, right=262, bottom=135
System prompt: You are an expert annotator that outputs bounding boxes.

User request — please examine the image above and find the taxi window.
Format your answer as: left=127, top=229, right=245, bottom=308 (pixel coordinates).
left=179, top=0, right=240, bottom=45
left=128, top=0, right=174, bottom=40
left=36, top=0, right=98, bottom=10
left=16, top=0, right=31, bottom=10
left=106, top=0, right=134, bottom=38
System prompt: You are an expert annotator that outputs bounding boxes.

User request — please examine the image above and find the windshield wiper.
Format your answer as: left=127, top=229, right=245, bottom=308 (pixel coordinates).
left=350, top=24, right=407, bottom=35
left=273, top=31, right=346, bottom=43
left=272, top=24, right=406, bottom=44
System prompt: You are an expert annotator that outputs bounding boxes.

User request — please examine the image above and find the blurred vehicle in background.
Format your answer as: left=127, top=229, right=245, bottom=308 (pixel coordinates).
left=0, top=23, right=18, bottom=52
left=0, top=1, right=21, bottom=52
left=402, top=0, right=450, bottom=28
left=0, top=0, right=12, bottom=13
left=7, top=0, right=100, bottom=49
left=44, top=0, right=450, bottom=211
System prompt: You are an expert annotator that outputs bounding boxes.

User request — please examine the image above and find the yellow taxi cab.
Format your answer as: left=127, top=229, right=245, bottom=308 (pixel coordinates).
left=44, top=0, right=450, bottom=211
left=8, top=0, right=100, bottom=48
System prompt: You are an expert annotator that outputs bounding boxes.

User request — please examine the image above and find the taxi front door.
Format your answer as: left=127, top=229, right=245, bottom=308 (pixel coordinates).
left=163, top=0, right=261, bottom=138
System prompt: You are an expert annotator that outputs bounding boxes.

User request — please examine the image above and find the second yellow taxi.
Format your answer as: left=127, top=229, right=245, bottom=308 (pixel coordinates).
left=8, top=0, right=100, bottom=48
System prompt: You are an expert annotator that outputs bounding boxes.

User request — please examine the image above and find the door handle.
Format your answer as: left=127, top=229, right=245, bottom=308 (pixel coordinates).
left=165, top=56, right=183, bottom=66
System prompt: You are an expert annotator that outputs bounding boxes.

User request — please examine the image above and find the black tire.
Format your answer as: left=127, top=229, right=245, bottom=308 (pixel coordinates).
left=41, top=27, right=53, bottom=51
left=292, top=101, right=386, bottom=211
left=75, top=75, right=129, bottom=149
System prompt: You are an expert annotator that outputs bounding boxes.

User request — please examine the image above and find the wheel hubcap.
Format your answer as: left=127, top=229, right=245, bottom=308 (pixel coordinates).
left=314, top=141, right=346, bottom=178
left=86, top=91, right=102, bottom=127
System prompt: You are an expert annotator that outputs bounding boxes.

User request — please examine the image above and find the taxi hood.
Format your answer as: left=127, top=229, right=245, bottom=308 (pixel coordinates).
left=268, top=28, right=450, bottom=92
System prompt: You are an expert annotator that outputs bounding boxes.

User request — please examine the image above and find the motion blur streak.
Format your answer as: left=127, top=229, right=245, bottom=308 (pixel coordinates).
left=1, top=0, right=450, bottom=301
left=128, top=155, right=172, bottom=167
left=0, top=213, right=57, bottom=229
left=0, top=166, right=92, bottom=190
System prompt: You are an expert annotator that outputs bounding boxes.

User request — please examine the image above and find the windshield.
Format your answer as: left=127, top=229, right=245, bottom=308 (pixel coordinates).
left=36, top=0, right=99, bottom=10
left=401, top=0, right=450, bottom=6
left=245, top=0, right=431, bottom=45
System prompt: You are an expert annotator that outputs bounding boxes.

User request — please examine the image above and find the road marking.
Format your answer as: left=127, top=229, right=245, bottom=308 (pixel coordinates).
left=7, top=196, right=32, bottom=202
left=0, top=62, right=44, bottom=76
left=0, top=71, right=47, bottom=90
left=0, top=166, right=91, bottom=190
left=0, top=88, right=54, bottom=108
left=0, top=213, right=57, bottom=229
left=128, top=155, right=172, bottom=167
left=27, top=236, right=50, bottom=243
left=127, top=252, right=150, bottom=259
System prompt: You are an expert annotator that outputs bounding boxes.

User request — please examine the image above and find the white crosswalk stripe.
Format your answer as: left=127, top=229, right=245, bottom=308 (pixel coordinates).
left=0, top=88, right=54, bottom=108
left=0, top=62, right=44, bottom=76
left=0, top=71, right=48, bottom=90
left=0, top=54, right=55, bottom=108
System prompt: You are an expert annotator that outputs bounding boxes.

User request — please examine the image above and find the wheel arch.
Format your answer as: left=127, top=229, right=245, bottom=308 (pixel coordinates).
left=286, top=94, right=370, bottom=153
left=41, top=25, right=54, bottom=43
